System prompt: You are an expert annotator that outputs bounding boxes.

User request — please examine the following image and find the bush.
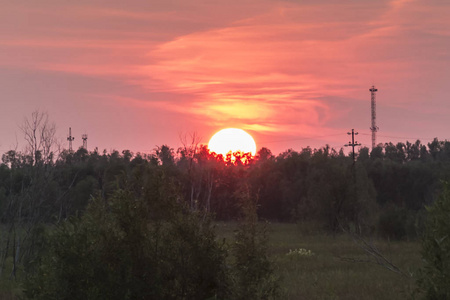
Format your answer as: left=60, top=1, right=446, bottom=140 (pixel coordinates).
left=377, top=206, right=423, bottom=240
left=24, top=189, right=229, bottom=300
left=378, top=206, right=407, bottom=240
left=417, top=182, right=450, bottom=299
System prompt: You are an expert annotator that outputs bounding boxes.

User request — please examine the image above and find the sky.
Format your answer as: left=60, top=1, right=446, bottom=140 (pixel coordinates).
left=1, top=0, right=449, bottom=156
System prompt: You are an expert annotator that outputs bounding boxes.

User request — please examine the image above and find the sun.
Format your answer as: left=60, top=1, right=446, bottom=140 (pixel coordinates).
left=208, top=128, right=257, bottom=158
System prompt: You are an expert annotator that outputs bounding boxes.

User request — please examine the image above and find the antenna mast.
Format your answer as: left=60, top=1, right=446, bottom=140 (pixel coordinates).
left=82, top=134, right=88, bottom=150
left=370, top=86, right=378, bottom=150
left=67, top=127, right=75, bottom=151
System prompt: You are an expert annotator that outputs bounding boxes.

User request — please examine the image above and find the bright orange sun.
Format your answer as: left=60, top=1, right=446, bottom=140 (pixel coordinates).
left=208, top=128, right=257, bottom=158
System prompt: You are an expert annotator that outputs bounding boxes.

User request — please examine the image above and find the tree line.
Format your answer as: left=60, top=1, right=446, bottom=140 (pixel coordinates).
left=2, top=132, right=450, bottom=237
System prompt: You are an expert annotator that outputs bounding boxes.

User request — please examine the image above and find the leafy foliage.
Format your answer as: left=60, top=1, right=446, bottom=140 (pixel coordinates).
left=25, top=187, right=230, bottom=299
left=230, top=186, right=280, bottom=300
left=418, top=182, right=450, bottom=299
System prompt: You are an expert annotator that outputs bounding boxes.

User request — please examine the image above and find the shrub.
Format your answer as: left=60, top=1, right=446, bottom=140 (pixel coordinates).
left=24, top=189, right=229, bottom=300
left=417, top=182, right=450, bottom=299
left=378, top=206, right=407, bottom=240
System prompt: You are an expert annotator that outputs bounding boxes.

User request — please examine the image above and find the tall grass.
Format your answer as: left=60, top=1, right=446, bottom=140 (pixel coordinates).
left=216, top=222, right=422, bottom=299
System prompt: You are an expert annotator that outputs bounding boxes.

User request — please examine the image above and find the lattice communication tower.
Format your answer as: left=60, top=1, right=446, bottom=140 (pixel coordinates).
left=370, top=86, right=378, bottom=150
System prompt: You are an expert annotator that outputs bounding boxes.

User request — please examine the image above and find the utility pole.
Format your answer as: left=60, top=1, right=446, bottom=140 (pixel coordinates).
left=67, top=127, right=74, bottom=152
left=82, top=134, right=88, bottom=150
left=345, top=129, right=361, bottom=163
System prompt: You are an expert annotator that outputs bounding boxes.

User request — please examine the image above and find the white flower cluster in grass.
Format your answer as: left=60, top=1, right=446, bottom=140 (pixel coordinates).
left=286, top=248, right=315, bottom=257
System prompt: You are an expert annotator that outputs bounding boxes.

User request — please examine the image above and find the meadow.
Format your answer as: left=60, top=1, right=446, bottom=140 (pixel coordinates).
left=217, top=222, right=423, bottom=300
left=0, top=222, right=425, bottom=299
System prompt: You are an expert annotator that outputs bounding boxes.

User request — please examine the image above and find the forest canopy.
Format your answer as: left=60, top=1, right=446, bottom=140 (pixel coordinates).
left=1, top=138, right=449, bottom=235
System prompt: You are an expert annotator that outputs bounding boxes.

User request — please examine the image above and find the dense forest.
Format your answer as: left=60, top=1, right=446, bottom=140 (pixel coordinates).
left=1, top=113, right=450, bottom=298
left=2, top=135, right=450, bottom=242
left=2, top=137, right=449, bottom=236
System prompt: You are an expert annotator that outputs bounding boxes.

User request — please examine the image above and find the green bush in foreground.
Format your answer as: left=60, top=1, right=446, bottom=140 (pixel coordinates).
left=418, top=182, right=450, bottom=299
left=24, top=189, right=230, bottom=300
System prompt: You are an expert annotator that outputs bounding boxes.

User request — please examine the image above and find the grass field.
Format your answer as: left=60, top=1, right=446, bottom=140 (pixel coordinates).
left=216, top=222, right=423, bottom=300
left=0, top=222, right=423, bottom=299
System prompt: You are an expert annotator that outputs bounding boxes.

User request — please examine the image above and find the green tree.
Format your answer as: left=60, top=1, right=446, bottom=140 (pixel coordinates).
left=231, top=185, right=280, bottom=300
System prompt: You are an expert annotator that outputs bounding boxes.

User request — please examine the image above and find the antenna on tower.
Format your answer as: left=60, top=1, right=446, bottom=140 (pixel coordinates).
left=67, top=127, right=75, bottom=152
left=370, top=86, right=379, bottom=150
left=82, top=134, right=88, bottom=150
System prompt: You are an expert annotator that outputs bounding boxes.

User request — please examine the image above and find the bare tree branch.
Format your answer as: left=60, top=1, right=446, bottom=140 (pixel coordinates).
left=19, top=110, right=56, bottom=165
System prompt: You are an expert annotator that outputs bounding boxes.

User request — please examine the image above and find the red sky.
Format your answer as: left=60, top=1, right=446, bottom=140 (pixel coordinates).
left=1, top=0, right=449, bottom=155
